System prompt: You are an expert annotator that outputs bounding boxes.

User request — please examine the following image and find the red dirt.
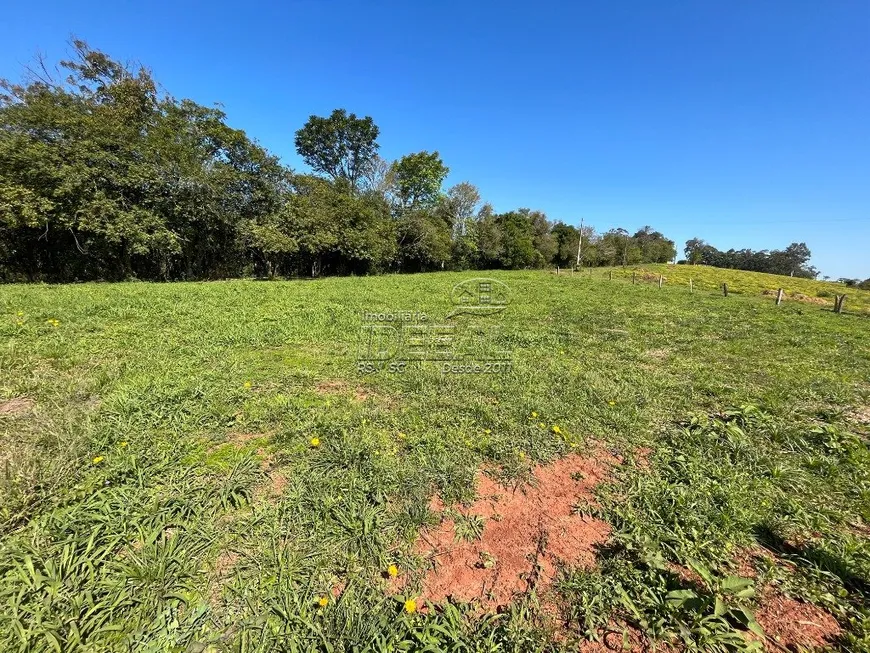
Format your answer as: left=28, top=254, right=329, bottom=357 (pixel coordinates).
left=0, top=397, right=34, bottom=416
left=225, top=431, right=267, bottom=446
left=577, top=625, right=654, bottom=652
left=415, top=451, right=617, bottom=610
left=268, top=470, right=288, bottom=495
left=315, top=380, right=349, bottom=394
left=250, top=468, right=288, bottom=504
left=848, top=405, right=870, bottom=426
left=207, top=549, right=241, bottom=608
left=315, top=379, right=373, bottom=401
left=756, top=593, right=840, bottom=651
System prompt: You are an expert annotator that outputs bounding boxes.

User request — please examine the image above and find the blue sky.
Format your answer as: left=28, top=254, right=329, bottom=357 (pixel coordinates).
left=2, top=1, right=868, bottom=278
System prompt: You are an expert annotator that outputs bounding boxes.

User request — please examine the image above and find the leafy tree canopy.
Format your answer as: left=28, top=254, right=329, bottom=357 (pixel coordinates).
left=293, top=109, right=379, bottom=189
left=391, top=151, right=449, bottom=209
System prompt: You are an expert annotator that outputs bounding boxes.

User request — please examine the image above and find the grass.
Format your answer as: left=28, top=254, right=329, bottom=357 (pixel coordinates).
left=600, top=262, right=870, bottom=313
left=1, top=269, right=869, bottom=651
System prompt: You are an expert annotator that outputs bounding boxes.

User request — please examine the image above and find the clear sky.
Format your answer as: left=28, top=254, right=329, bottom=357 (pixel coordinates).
left=2, top=1, right=868, bottom=278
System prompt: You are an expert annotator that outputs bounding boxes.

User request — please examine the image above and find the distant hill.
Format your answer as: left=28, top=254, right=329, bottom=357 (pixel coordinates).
left=603, top=264, right=870, bottom=314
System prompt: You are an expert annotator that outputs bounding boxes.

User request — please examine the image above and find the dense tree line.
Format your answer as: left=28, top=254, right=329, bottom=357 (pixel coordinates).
left=682, top=239, right=818, bottom=278
left=4, top=43, right=825, bottom=284
left=838, top=277, right=870, bottom=289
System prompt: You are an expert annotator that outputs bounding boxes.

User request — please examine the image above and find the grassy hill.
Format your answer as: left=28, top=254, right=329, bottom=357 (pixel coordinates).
left=2, top=270, right=869, bottom=651
left=596, top=263, right=870, bottom=313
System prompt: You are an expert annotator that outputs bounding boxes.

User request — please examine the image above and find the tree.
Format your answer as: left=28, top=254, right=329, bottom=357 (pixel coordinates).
left=684, top=238, right=707, bottom=265
left=360, top=154, right=395, bottom=198
left=633, top=226, right=676, bottom=263
left=396, top=206, right=452, bottom=271
left=441, top=182, right=480, bottom=240
left=682, top=238, right=818, bottom=278
left=294, top=109, right=380, bottom=189
left=782, top=242, right=812, bottom=276
left=391, top=151, right=449, bottom=209
left=496, top=211, right=538, bottom=269
left=282, top=175, right=395, bottom=276
left=551, top=223, right=600, bottom=268
left=475, top=203, right=502, bottom=268
left=0, top=40, right=828, bottom=283
left=551, top=223, right=579, bottom=268
left=0, top=40, right=288, bottom=281
left=525, top=209, right=556, bottom=267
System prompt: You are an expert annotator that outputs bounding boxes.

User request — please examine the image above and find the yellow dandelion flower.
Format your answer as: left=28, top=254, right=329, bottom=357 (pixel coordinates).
left=531, top=411, right=538, bottom=418
left=398, top=432, right=406, bottom=440
left=92, top=456, right=104, bottom=464
left=120, top=441, right=128, bottom=448
left=560, top=350, right=565, bottom=355
left=484, top=429, right=491, bottom=435
left=310, top=437, right=321, bottom=447
left=608, top=400, right=616, bottom=406
left=317, top=595, right=329, bottom=607
left=404, top=598, right=417, bottom=614
left=16, top=311, right=23, bottom=316
left=552, top=425, right=562, bottom=434
left=538, top=422, right=545, bottom=428
left=243, top=381, right=252, bottom=389
left=387, top=564, right=399, bottom=578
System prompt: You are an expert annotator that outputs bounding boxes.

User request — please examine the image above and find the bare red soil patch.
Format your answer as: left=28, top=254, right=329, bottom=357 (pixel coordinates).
left=415, top=451, right=617, bottom=610
left=577, top=625, right=653, bottom=653
left=266, top=469, right=288, bottom=495
left=224, top=431, right=267, bottom=447
left=315, top=380, right=348, bottom=394
left=315, top=379, right=373, bottom=401
left=0, top=397, right=34, bottom=416
left=207, top=549, right=241, bottom=608
left=847, top=405, right=870, bottom=426
left=756, top=593, right=840, bottom=651
left=250, top=468, right=289, bottom=504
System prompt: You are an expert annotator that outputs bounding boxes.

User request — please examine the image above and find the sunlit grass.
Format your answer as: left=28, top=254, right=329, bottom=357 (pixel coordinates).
left=1, top=270, right=869, bottom=650
left=600, top=263, right=870, bottom=313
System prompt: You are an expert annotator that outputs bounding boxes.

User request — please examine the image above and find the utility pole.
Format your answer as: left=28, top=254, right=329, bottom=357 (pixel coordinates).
left=575, top=218, right=583, bottom=269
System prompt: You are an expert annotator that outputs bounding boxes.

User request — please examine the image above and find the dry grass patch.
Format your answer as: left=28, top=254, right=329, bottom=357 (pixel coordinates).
left=0, top=397, right=35, bottom=417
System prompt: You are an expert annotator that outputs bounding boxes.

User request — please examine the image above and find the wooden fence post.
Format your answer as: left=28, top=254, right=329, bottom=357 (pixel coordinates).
left=836, top=294, right=846, bottom=314
left=632, top=271, right=636, bottom=284
left=722, top=283, right=728, bottom=297
left=689, top=278, right=693, bottom=293
left=609, top=270, right=613, bottom=281
left=775, top=288, right=784, bottom=306
left=658, top=274, right=663, bottom=289
left=556, top=266, right=560, bottom=275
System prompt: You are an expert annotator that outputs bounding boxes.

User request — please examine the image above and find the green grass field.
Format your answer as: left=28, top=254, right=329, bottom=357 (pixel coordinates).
left=2, top=270, right=870, bottom=652
left=604, top=263, right=870, bottom=313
